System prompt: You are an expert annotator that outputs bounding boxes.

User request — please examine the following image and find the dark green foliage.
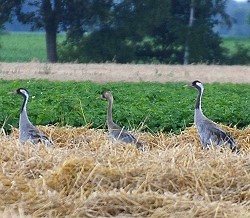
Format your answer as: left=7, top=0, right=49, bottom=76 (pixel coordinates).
left=0, top=0, right=22, bottom=51
left=1, top=80, right=249, bottom=134
left=185, top=0, right=230, bottom=64
left=58, top=0, right=231, bottom=64
left=227, top=43, right=250, bottom=65
left=1, top=1, right=246, bottom=65
left=58, top=29, right=136, bottom=63
left=0, top=0, right=23, bottom=29
left=188, top=27, right=226, bottom=64
left=14, top=0, right=113, bottom=62
left=220, top=37, right=250, bottom=65
left=62, top=0, right=113, bottom=43
left=2, top=32, right=249, bottom=64
left=15, top=0, right=63, bottom=62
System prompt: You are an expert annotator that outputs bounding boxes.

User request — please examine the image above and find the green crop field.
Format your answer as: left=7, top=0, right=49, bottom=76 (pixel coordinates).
left=0, top=32, right=65, bottom=62
left=0, top=32, right=249, bottom=62
left=1, top=80, right=249, bottom=134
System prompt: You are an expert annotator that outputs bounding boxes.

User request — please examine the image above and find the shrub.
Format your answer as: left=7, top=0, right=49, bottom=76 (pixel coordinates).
left=228, top=43, right=250, bottom=65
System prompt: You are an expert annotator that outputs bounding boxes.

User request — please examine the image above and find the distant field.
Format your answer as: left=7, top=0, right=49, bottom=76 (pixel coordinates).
left=0, top=32, right=249, bottom=62
left=0, top=32, right=65, bottom=62
left=222, top=37, right=250, bottom=53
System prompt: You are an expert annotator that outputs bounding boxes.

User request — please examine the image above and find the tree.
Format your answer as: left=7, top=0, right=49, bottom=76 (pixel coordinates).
left=16, top=0, right=62, bottom=62
left=139, top=0, right=231, bottom=64
left=76, top=0, right=231, bottom=64
left=183, top=0, right=195, bottom=65
left=0, top=0, right=22, bottom=29
left=57, top=0, right=114, bottom=62
left=188, top=0, right=231, bottom=63
left=16, top=0, right=113, bottom=63
left=70, top=0, right=173, bottom=63
left=61, top=0, right=113, bottom=44
left=0, top=0, right=23, bottom=53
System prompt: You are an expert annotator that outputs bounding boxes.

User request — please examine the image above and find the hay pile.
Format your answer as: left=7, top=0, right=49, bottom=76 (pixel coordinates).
left=0, top=125, right=250, bottom=217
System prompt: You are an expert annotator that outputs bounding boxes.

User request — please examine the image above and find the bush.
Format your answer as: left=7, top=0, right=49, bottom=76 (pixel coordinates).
left=228, top=43, right=250, bottom=65
left=58, top=29, right=136, bottom=63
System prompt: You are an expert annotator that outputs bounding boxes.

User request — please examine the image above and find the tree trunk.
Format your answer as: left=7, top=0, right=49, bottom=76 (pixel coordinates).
left=43, top=0, right=58, bottom=63
left=46, top=28, right=57, bottom=63
left=184, top=0, right=195, bottom=65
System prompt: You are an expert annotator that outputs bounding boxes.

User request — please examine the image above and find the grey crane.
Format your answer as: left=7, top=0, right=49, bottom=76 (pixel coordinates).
left=100, top=91, right=144, bottom=151
left=185, top=80, right=238, bottom=151
left=9, top=88, right=53, bottom=146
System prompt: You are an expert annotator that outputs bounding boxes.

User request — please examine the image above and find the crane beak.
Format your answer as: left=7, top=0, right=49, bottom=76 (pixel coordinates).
left=97, top=95, right=105, bottom=100
left=99, top=94, right=107, bottom=100
left=184, top=84, right=194, bottom=88
left=8, top=90, right=17, bottom=94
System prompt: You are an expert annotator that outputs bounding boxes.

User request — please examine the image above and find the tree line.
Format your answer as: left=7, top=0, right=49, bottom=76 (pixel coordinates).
left=1, top=0, right=250, bottom=64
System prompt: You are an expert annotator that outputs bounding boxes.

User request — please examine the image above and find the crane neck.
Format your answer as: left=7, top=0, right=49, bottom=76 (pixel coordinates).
left=21, top=94, right=28, bottom=113
left=20, top=93, right=30, bottom=123
left=107, top=96, right=113, bottom=124
left=195, top=85, right=203, bottom=111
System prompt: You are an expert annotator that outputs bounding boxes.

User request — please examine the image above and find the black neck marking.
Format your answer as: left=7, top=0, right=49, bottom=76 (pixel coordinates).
left=195, top=85, right=203, bottom=110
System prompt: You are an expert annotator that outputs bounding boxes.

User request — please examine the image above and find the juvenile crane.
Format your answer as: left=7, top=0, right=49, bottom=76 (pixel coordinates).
left=100, top=91, right=144, bottom=151
left=185, top=80, right=238, bottom=151
left=9, top=88, right=53, bottom=146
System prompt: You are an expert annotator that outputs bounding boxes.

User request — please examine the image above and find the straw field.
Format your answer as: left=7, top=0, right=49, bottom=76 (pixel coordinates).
left=0, top=63, right=249, bottom=217
left=0, top=123, right=250, bottom=217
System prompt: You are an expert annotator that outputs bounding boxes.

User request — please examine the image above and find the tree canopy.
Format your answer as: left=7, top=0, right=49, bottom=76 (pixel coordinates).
left=58, top=0, right=232, bottom=64
left=1, top=0, right=242, bottom=64
left=0, top=0, right=23, bottom=29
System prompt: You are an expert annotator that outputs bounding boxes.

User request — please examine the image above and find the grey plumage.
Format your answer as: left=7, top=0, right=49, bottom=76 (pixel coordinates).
left=100, top=91, right=144, bottom=151
left=9, top=88, right=53, bottom=146
left=186, top=80, right=238, bottom=151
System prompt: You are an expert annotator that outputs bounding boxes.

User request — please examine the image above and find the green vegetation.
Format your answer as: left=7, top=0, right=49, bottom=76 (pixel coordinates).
left=222, top=37, right=250, bottom=65
left=222, top=37, right=250, bottom=53
left=1, top=80, right=249, bottom=133
left=0, top=32, right=65, bottom=62
left=0, top=32, right=250, bottom=64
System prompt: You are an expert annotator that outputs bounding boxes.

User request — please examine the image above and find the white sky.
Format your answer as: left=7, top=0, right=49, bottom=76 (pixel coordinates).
left=234, top=0, right=248, bottom=2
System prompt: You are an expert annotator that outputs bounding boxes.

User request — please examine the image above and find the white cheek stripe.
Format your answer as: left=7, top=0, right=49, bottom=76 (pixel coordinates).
left=20, top=89, right=26, bottom=94
left=20, top=89, right=29, bottom=97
